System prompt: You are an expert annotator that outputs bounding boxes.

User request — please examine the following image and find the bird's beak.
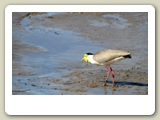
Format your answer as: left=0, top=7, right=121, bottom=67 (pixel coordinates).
left=81, top=57, right=85, bottom=62
left=81, top=56, right=88, bottom=62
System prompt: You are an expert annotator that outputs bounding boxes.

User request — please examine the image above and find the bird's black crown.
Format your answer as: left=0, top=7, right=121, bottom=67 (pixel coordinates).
left=86, top=53, right=94, bottom=55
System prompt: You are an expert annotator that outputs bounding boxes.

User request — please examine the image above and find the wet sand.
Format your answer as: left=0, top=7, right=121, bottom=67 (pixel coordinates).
left=12, top=12, right=148, bottom=95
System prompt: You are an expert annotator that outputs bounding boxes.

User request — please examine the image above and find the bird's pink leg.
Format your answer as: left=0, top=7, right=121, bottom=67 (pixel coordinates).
left=104, top=66, right=111, bottom=86
left=104, top=66, right=115, bottom=86
left=110, top=67, right=115, bottom=85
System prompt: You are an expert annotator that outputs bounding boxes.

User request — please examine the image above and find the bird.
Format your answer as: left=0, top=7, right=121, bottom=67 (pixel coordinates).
left=81, top=49, right=131, bottom=86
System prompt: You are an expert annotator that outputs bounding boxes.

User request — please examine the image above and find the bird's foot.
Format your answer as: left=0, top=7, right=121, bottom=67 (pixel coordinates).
left=112, top=83, right=115, bottom=87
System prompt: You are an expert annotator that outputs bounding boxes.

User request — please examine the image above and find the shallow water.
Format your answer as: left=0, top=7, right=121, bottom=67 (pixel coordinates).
left=13, top=17, right=107, bottom=95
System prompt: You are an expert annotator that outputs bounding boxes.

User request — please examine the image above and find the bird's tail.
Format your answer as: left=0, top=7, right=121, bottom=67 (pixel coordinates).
left=124, top=54, right=132, bottom=58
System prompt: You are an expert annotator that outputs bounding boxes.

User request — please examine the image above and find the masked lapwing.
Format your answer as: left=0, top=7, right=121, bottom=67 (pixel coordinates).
left=81, top=49, right=131, bottom=86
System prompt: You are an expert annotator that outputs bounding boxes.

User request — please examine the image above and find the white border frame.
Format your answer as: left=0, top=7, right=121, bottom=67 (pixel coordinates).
left=5, top=5, right=155, bottom=115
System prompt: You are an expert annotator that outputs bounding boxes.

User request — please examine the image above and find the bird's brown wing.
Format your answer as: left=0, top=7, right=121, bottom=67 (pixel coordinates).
left=93, top=49, right=130, bottom=64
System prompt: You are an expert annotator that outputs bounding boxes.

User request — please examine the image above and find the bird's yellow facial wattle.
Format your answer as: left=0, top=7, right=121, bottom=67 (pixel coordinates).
left=81, top=54, right=88, bottom=62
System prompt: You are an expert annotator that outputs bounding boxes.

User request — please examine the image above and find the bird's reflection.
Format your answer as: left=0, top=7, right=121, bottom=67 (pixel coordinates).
left=103, top=86, right=115, bottom=95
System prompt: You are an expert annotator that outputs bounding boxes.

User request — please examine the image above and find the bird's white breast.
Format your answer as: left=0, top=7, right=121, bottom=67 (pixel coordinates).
left=88, top=55, right=100, bottom=65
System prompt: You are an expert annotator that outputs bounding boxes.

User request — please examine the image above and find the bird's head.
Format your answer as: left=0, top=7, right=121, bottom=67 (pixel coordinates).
left=81, top=53, right=94, bottom=63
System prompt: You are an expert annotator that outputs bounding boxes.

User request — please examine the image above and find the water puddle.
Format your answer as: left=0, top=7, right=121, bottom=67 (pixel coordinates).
left=20, top=12, right=66, bottom=27
left=13, top=21, right=108, bottom=95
